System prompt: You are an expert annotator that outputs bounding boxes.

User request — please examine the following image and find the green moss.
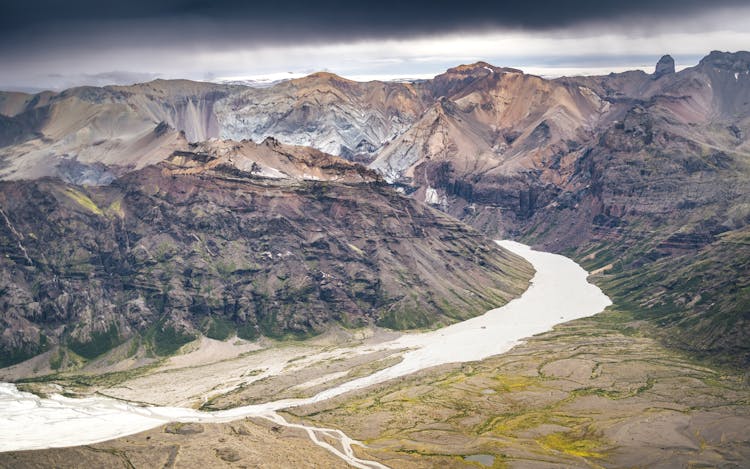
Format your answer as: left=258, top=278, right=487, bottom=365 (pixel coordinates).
left=579, top=227, right=750, bottom=367
left=63, top=187, right=104, bottom=216
left=236, top=322, right=260, bottom=340
left=18, top=360, right=165, bottom=389
left=539, top=430, right=605, bottom=458
left=49, top=349, right=64, bottom=370
left=125, top=337, right=140, bottom=358
left=107, top=198, right=124, bottom=218
left=492, top=374, right=537, bottom=392
left=67, top=323, right=121, bottom=359
left=377, top=304, right=433, bottom=330
left=215, top=260, right=237, bottom=277
left=0, top=345, right=44, bottom=368
left=149, top=323, right=196, bottom=356
left=202, top=316, right=234, bottom=341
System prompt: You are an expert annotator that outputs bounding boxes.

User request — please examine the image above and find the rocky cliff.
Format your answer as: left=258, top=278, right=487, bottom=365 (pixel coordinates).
left=215, top=73, right=428, bottom=162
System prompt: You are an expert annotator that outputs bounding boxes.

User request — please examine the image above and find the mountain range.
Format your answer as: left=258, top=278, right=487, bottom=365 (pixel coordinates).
left=0, top=50, right=748, bottom=370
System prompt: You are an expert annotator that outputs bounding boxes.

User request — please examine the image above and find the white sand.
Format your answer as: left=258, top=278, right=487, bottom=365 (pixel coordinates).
left=0, top=241, right=611, bottom=463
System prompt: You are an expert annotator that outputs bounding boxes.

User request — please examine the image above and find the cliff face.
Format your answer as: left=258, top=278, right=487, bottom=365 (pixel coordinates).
left=0, top=140, right=532, bottom=368
left=0, top=83, right=210, bottom=183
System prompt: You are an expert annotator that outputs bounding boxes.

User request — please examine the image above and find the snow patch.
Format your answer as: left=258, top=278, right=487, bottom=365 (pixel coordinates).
left=424, top=187, right=440, bottom=204
left=256, top=166, right=287, bottom=179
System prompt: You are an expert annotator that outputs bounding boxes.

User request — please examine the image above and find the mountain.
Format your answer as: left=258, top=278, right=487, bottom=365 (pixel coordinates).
left=422, top=52, right=750, bottom=364
left=419, top=54, right=750, bottom=365
left=0, top=80, right=234, bottom=184
left=370, top=62, right=605, bottom=183
left=215, top=72, right=428, bottom=162
left=0, top=138, right=532, bottom=369
left=1, top=50, right=748, bottom=367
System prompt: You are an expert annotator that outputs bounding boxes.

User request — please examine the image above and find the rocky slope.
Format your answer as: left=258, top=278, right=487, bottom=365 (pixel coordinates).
left=0, top=80, right=241, bottom=184
left=0, top=139, right=532, bottom=369
left=481, top=52, right=750, bottom=365
left=0, top=74, right=425, bottom=182
left=241, top=52, right=748, bottom=365
left=370, top=62, right=607, bottom=186
left=215, top=73, right=427, bottom=162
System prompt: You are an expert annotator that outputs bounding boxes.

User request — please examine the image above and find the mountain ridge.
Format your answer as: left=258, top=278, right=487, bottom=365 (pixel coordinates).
left=0, top=138, right=533, bottom=372
left=1, top=50, right=748, bottom=368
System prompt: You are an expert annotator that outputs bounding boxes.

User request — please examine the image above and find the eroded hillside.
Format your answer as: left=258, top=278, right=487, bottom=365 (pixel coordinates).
left=0, top=139, right=532, bottom=369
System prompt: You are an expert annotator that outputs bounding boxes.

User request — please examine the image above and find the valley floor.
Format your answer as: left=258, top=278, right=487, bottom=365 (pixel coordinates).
left=3, top=312, right=749, bottom=468
left=1, top=244, right=748, bottom=467
left=291, top=311, right=750, bottom=468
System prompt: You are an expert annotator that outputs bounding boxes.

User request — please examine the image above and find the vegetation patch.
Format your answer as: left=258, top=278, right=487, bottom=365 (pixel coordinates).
left=63, top=187, right=104, bottom=215
left=148, top=323, right=196, bottom=356
left=538, top=430, right=605, bottom=458
left=202, top=316, right=234, bottom=341
left=67, top=324, right=122, bottom=360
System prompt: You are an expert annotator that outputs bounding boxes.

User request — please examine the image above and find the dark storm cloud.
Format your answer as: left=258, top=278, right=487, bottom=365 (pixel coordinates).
left=2, top=0, right=748, bottom=91
left=1, top=0, right=747, bottom=44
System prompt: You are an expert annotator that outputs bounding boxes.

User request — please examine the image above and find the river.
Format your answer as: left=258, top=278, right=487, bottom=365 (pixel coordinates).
left=0, top=241, right=611, bottom=467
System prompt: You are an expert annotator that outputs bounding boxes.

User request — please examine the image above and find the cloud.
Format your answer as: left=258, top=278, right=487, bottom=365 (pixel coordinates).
left=1, top=1, right=749, bottom=90
left=2, top=0, right=749, bottom=47
left=3, top=27, right=748, bottom=91
left=77, top=71, right=162, bottom=86
left=2, top=2, right=748, bottom=69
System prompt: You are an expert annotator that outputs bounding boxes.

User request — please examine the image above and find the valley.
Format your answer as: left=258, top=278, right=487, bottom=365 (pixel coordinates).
left=0, top=241, right=612, bottom=467
left=1, top=50, right=749, bottom=467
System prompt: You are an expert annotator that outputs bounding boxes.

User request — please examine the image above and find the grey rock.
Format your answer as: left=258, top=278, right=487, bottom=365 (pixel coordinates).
left=654, top=55, right=675, bottom=78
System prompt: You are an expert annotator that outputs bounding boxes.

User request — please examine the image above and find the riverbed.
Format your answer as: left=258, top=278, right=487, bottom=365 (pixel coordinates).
left=0, top=241, right=611, bottom=466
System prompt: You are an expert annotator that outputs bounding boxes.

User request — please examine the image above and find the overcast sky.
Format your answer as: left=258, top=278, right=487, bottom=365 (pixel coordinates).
left=1, top=0, right=749, bottom=91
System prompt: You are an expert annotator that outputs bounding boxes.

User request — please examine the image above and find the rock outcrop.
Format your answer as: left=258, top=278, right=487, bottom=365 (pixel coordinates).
left=653, top=54, right=676, bottom=78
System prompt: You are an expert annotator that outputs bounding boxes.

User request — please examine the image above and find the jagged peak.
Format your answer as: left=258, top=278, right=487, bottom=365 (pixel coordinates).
left=451, top=61, right=494, bottom=71
left=653, top=55, right=676, bottom=79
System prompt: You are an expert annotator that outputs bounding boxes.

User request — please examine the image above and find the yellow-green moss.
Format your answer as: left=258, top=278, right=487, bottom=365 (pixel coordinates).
left=108, top=198, right=125, bottom=218
left=63, top=188, right=103, bottom=215
left=538, top=431, right=605, bottom=458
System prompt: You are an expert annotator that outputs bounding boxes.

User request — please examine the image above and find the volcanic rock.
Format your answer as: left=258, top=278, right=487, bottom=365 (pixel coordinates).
left=653, top=54, right=676, bottom=78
